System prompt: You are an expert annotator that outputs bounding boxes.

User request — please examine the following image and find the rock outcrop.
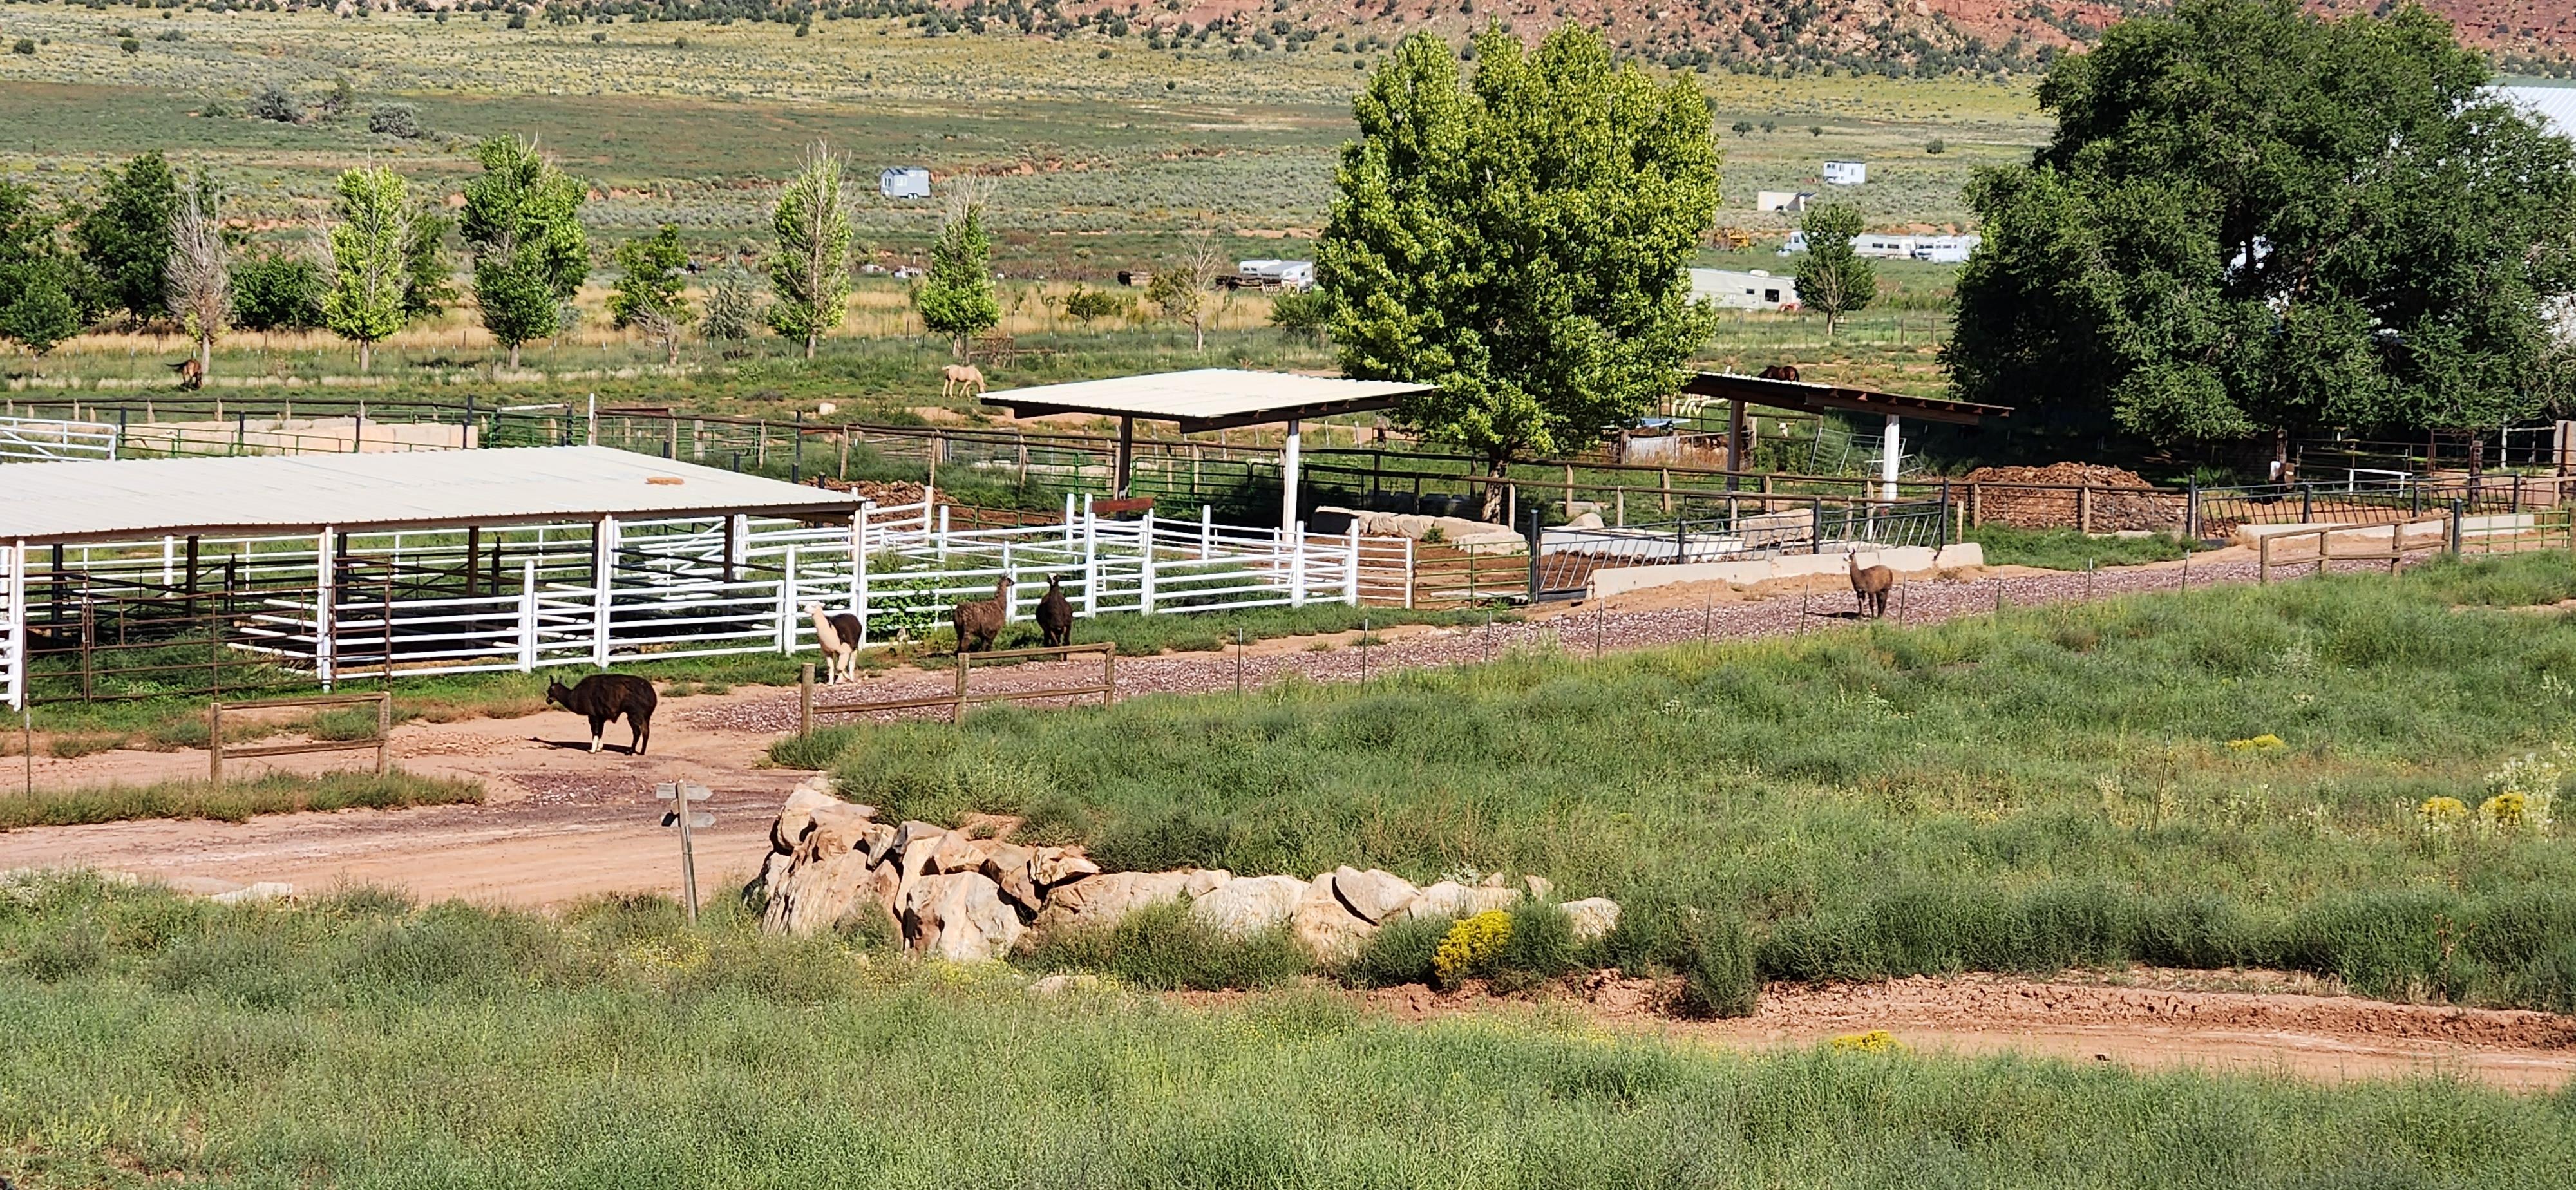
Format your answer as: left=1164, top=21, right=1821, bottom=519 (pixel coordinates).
left=749, top=780, right=1619, bottom=963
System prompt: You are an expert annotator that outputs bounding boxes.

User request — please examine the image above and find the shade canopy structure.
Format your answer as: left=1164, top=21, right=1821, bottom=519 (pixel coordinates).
left=982, top=369, right=1434, bottom=532
left=1680, top=372, right=2011, bottom=500
left=0, top=445, right=862, bottom=545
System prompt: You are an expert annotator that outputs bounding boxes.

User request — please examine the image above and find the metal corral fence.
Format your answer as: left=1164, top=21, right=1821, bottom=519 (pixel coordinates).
left=0, top=415, right=118, bottom=462
left=0, top=503, right=1397, bottom=708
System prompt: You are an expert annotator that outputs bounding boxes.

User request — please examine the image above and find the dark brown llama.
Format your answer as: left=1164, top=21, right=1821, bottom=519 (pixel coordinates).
left=952, top=574, right=1012, bottom=654
left=545, top=674, right=658, bottom=755
left=1036, top=574, right=1074, bottom=648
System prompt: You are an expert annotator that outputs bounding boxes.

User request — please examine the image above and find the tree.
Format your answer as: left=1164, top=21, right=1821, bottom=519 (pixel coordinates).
left=322, top=165, right=412, bottom=373
left=701, top=267, right=763, bottom=354
left=1317, top=24, right=1721, bottom=517
left=1146, top=234, right=1225, bottom=352
left=403, top=207, right=455, bottom=321
left=1792, top=203, right=1874, bottom=337
left=1269, top=286, right=1331, bottom=345
left=913, top=182, right=1000, bottom=360
left=73, top=151, right=180, bottom=324
left=0, top=179, right=82, bottom=364
left=165, top=178, right=229, bottom=380
left=229, top=249, right=325, bottom=331
left=764, top=143, right=853, bottom=359
left=460, top=137, right=589, bottom=368
left=1944, top=0, right=2576, bottom=473
left=610, top=224, right=693, bottom=365
left=1060, top=284, right=1126, bottom=330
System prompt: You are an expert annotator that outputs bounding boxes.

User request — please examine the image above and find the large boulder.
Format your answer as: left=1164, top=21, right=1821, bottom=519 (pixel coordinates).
left=1330, top=867, right=1419, bottom=925
left=903, top=873, right=1023, bottom=962
left=1399, top=880, right=1521, bottom=921
left=764, top=850, right=898, bottom=937
left=929, top=831, right=1002, bottom=876
left=1031, top=846, right=1102, bottom=890
left=976, top=842, right=1043, bottom=913
left=770, top=786, right=842, bottom=853
left=1031, top=869, right=1227, bottom=933
left=806, top=804, right=886, bottom=862
left=1191, top=874, right=1310, bottom=938
left=1560, top=897, right=1620, bottom=943
left=1291, top=873, right=1378, bottom=961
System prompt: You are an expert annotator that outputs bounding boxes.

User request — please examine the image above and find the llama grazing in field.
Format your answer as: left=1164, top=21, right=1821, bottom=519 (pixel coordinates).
left=545, top=674, right=658, bottom=755
left=1036, top=574, right=1074, bottom=648
left=804, top=602, right=863, bottom=684
left=951, top=574, right=1012, bottom=654
left=1846, top=550, right=1895, bottom=619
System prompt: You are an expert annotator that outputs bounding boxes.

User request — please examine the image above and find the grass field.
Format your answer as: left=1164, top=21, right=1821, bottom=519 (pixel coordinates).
left=781, top=553, right=2576, bottom=1010
left=0, top=770, right=482, bottom=831
left=1, top=875, right=2569, bottom=1188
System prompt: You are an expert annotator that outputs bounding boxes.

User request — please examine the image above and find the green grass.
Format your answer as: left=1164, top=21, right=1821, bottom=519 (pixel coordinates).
left=779, top=553, right=2576, bottom=1009
left=0, top=770, right=482, bottom=831
left=1965, top=523, right=2202, bottom=570
left=1, top=876, right=2570, bottom=1187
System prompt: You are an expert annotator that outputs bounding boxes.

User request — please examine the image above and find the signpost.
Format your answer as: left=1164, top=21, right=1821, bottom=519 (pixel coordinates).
left=656, top=781, right=714, bottom=923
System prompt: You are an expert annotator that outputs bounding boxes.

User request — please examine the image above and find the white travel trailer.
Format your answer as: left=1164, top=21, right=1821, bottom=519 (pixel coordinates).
left=878, top=167, right=932, bottom=200
left=1821, top=160, right=1868, bottom=185
left=1688, top=267, right=1799, bottom=310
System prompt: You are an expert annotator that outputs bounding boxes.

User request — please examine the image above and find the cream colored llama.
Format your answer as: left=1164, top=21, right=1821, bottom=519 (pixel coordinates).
left=805, top=602, right=862, bottom=683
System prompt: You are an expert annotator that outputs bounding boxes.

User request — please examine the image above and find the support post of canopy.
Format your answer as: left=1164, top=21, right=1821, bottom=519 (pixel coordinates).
left=1115, top=415, right=1135, bottom=499
left=1881, top=413, right=1901, bottom=504
left=1282, top=417, right=1302, bottom=537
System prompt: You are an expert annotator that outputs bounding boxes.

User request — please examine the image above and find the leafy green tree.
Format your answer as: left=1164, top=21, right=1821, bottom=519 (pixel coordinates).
left=322, top=165, right=412, bottom=373
left=765, top=144, right=853, bottom=359
left=72, top=151, right=180, bottom=324
left=1318, top=24, right=1721, bottom=516
left=460, top=137, right=589, bottom=368
left=1144, top=236, right=1224, bottom=353
left=610, top=224, right=694, bottom=364
left=1945, top=0, right=2576, bottom=473
left=1269, top=286, right=1331, bottom=345
left=1059, top=284, right=1127, bottom=330
left=0, top=179, right=82, bottom=363
left=1791, top=203, right=1874, bottom=337
left=403, top=207, right=455, bottom=321
left=229, top=250, right=325, bottom=331
left=914, top=185, right=1001, bottom=360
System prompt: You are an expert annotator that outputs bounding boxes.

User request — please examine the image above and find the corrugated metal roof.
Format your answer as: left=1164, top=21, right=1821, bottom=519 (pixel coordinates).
left=2494, top=85, right=2576, bottom=142
left=981, top=368, right=1432, bottom=432
left=0, top=446, right=860, bottom=543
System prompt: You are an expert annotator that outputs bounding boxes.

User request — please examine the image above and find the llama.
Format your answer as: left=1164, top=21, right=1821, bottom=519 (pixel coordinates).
left=545, top=674, right=658, bottom=755
left=942, top=363, right=987, bottom=399
left=1847, top=550, right=1895, bottom=619
left=951, top=574, right=1012, bottom=654
left=804, top=601, right=863, bottom=684
left=1036, top=574, right=1074, bottom=648
left=169, top=357, right=204, bottom=390
left=1757, top=363, right=1801, bottom=382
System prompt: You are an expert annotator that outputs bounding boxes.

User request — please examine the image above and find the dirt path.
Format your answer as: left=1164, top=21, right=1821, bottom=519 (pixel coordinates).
left=1347, top=970, right=2576, bottom=1090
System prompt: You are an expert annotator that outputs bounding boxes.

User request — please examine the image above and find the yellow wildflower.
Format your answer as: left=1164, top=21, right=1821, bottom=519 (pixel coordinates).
left=1432, top=911, right=1513, bottom=988
left=1830, top=1030, right=1904, bottom=1054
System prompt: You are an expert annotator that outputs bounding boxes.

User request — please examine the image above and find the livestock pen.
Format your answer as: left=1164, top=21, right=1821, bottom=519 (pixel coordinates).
left=0, top=448, right=1398, bottom=709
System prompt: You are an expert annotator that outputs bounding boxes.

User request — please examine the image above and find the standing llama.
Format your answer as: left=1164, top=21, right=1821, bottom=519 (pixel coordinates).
left=1036, top=573, right=1074, bottom=648
left=1847, top=549, right=1895, bottom=619
left=804, top=602, right=863, bottom=684
left=951, top=574, right=1012, bottom=654
left=545, top=674, right=658, bottom=755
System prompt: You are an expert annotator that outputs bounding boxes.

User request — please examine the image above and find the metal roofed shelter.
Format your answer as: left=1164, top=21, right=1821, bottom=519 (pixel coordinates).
left=0, top=445, right=860, bottom=543
left=981, top=369, right=1434, bottom=533
left=1680, top=372, right=2011, bottom=501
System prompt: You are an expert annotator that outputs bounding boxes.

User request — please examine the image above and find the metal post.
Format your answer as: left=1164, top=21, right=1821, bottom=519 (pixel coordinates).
left=2186, top=478, right=2199, bottom=540
left=375, top=691, right=391, bottom=775
left=591, top=516, right=616, bottom=669
left=517, top=560, right=538, bottom=672
left=952, top=652, right=969, bottom=724
left=791, top=411, right=802, bottom=484
left=2301, top=483, right=2313, bottom=524
left=1526, top=506, right=1540, bottom=603
left=1345, top=523, right=1361, bottom=606
left=2449, top=498, right=2465, bottom=554
left=316, top=527, right=337, bottom=691
left=207, top=701, right=223, bottom=784
left=1281, top=418, right=1302, bottom=536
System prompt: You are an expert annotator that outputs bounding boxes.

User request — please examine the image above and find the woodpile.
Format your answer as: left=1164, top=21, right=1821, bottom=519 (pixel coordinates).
left=752, top=780, right=1619, bottom=962
left=1959, top=464, right=2183, bottom=533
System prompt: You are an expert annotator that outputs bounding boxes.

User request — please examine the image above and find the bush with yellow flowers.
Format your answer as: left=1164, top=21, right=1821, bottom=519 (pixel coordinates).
left=2226, top=733, right=2286, bottom=752
left=1830, top=1030, right=1904, bottom=1054
left=1431, top=911, right=1512, bottom=989
left=2417, top=795, right=2468, bottom=836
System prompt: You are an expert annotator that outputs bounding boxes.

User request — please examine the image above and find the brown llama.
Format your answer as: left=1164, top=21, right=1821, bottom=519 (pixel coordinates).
left=1036, top=574, right=1074, bottom=648
left=1847, top=550, right=1895, bottom=619
left=951, top=573, right=1012, bottom=654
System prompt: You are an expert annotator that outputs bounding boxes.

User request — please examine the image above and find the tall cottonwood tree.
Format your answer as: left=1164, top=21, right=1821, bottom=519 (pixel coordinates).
left=1791, top=203, right=1874, bottom=338
left=461, top=137, right=589, bottom=368
left=322, top=165, right=411, bottom=373
left=72, top=151, right=180, bottom=324
left=1318, top=24, right=1721, bottom=518
left=765, top=144, right=853, bottom=359
left=1145, top=234, right=1225, bottom=353
left=610, top=224, right=693, bottom=365
left=0, top=179, right=81, bottom=366
left=1945, top=0, right=2576, bottom=471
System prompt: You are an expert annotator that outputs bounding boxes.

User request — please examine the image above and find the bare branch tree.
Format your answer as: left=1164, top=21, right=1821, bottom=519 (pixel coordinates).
left=166, top=181, right=230, bottom=382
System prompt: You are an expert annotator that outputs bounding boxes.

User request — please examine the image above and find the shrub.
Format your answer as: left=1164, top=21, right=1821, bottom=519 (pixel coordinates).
left=10, top=38, right=34, bottom=55
left=1925, top=137, right=1947, bottom=154
left=249, top=83, right=303, bottom=124
left=1017, top=897, right=1308, bottom=990
left=1431, top=911, right=1511, bottom=988
left=230, top=251, right=326, bottom=331
left=1268, top=287, right=1331, bottom=344
left=1672, top=909, right=1757, bottom=1019
left=120, top=37, right=138, bottom=53
left=1492, top=901, right=1585, bottom=992
left=1343, top=913, right=1450, bottom=987
left=367, top=104, right=424, bottom=138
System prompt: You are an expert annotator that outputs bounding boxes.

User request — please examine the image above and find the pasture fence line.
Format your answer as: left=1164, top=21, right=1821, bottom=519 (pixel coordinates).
left=207, top=691, right=390, bottom=784
left=798, top=643, right=1117, bottom=731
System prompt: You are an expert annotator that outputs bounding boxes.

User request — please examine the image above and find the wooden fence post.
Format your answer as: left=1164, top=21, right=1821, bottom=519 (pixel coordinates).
left=952, top=652, right=969, bottom=724
left=800, top=663, right=815, bottom=737
left=2078, top=486, right=2093, bottom=534
left=375, top=691, right=390, bottom=775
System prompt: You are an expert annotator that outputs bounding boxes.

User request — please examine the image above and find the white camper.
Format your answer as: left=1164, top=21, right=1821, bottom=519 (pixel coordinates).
left=1689, top=267, right=1799, bottom=311
left=878, top=167, right=932, bottom=200
left=1821, top=160, right=1868, bottom=185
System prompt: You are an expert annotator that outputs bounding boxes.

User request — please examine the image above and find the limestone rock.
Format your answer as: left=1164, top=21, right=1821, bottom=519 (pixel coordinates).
left=1523, top=874, right=1554, bottom=902
left=1186, top=869, right=1233, bottom=898
left=771, top=787, right=841, bottom=853
left=1031, top=869, right=1215, bottom=933
left=1190, top=874, right=1309, bottom=938
left=1032, top=846, right=1102, bottom=889
left=806, top=802, right=882, bottom=860
left=1560, top=897, right=1621, bottom=943
left=1291, top=873, right=1378, bottom=961
left=1330, top=866, right=1419, bottom=924
left=1401, top=880, right=1520, bottom=921
left=1028, top=972, right=1102, bottom=997
left=903, top=873, right=1023, bottom=962
left=977, top=842, right=1043, bottom=913
left=929, top=831, right=1001, bottom=876
left=209, top=881, right=293, bottom=905
left=765, top=850, right=893, bottom=936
